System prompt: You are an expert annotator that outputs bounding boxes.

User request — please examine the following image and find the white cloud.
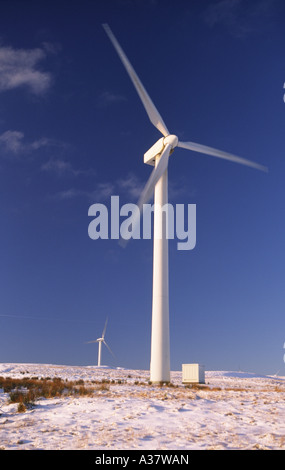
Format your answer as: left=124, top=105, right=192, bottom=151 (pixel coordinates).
left=0, top=130, right=55, bottom=156
left=97, top=90, right=127, bottom=107
left=0, top=130, right=24, bottom=153
left=41, top=158, right=75, bottom=174
left=51, top=175, right=142, bottom=203
left=93, top=182, right=115, bottom=200
left=41, top=158, right=96, bottom=177
left=54, top=188, right=84, bottom=200
left=0, top=45, right=52, bottom=94
left=52, top=182, right=115, bottom=202
left=204, top=0, right=279, bottom=38
left=117, top=173, right=144, bottom=199
left=51, top=170, right=188, bottom=204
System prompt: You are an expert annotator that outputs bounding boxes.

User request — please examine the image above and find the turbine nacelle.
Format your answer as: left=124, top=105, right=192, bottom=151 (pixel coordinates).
left=144, top=135, right=178, bottom=166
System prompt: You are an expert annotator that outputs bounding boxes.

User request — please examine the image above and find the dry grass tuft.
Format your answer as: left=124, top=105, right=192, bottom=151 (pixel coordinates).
left=0, top=376, right=98, bottom=412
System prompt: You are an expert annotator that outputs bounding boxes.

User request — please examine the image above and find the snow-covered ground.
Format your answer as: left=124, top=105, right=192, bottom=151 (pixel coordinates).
left=0, top=363, right=284, bottom=450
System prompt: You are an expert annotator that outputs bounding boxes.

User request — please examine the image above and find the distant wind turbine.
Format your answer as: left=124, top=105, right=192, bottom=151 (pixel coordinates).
left=85, top=318, right=115, bottom=366
left=103, top=24, right=268, bottom=384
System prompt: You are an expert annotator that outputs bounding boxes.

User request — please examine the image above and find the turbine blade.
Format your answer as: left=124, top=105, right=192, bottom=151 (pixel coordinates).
left=85, top=340, right=99, bottom=344
left=120, top=144, right=172, bottom=246
left=102, top=317, right=108, bottom=339
left=137, top=144, right=171, bottom=209
left=103, top=23, right=169, bottom=137
left=103, top=340, right=116, bottom=358
left=178, top=141, right=268, bottom=173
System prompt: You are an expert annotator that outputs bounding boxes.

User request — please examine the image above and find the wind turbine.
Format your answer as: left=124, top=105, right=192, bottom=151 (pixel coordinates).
left=103, top=24, right=267, bottom=383
left=86, top=318, right=114, bottom=366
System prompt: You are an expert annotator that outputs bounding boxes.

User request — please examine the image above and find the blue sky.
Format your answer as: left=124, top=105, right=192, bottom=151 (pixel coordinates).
left=0, top=0, right=284, bottom=375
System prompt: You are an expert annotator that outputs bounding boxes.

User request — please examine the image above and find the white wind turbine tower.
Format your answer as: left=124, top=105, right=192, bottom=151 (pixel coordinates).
left=86, top=318, right=114, bottom=367
left=103, top=24, right=267, bottom=383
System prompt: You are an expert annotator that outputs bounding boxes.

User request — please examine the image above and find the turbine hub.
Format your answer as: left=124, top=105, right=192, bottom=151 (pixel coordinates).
left=144, top=135, right=178, bottom=166
left=163, top=134, right=178, bottom=150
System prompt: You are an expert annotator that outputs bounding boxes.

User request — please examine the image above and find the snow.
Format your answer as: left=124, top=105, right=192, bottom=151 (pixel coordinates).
left=0, top=363, right=284, bottom=450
